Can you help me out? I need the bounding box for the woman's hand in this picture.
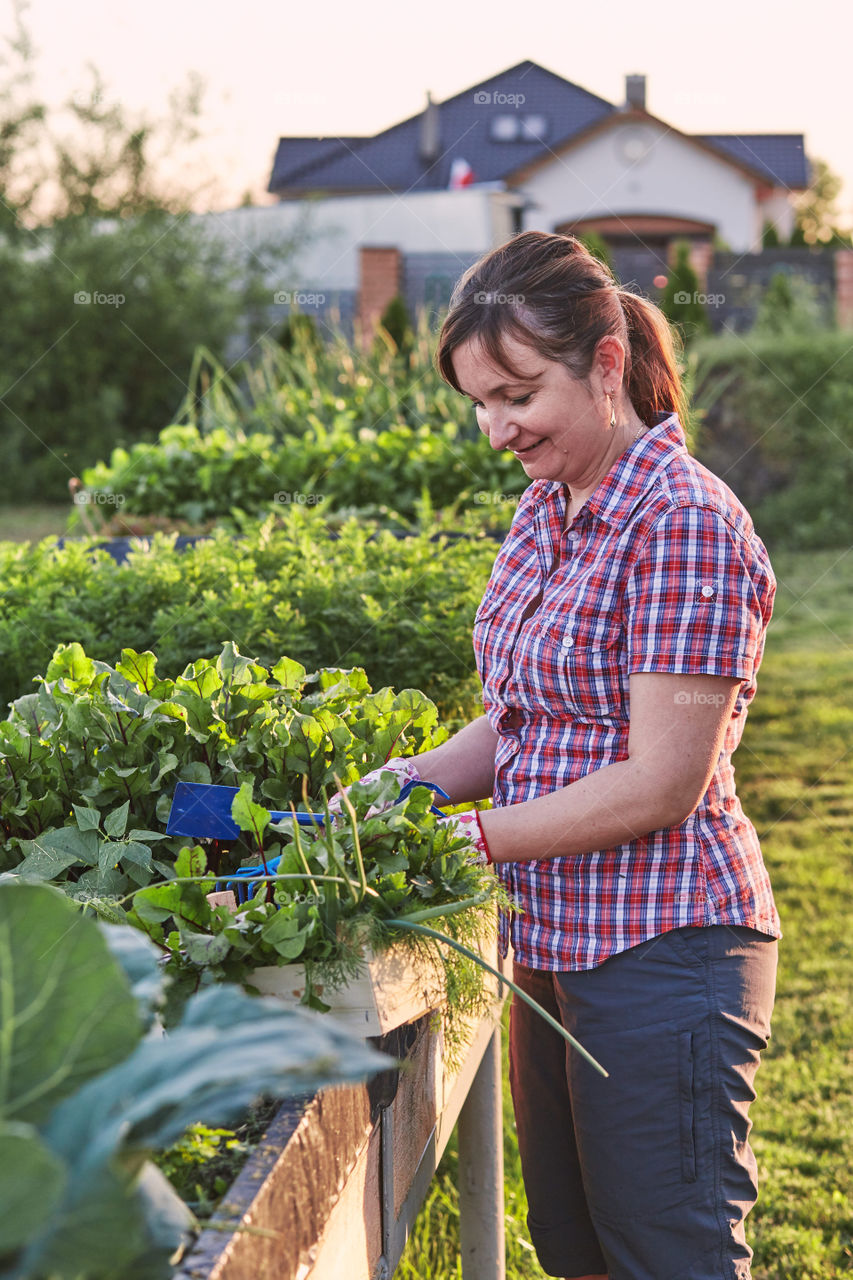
[439,809,492,865]
[328,755,422,815]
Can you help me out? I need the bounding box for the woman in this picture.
[362,231,780,1280]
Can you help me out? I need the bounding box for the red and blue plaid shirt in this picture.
[475,412,781,970]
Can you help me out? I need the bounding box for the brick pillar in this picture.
[834,249,853,328]
[358,246,402,343]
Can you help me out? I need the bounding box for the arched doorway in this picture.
[555,214,716,293]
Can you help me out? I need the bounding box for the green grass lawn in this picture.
[0,504,68,542]
[398,545,853,1280]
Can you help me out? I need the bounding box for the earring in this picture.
[607,390,616,429]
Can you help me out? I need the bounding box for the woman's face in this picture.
[451,332,618,493]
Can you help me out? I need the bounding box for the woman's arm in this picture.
[479,671,741,862]
[412,714,500,805]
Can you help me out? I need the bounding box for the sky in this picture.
[6,0,853,223]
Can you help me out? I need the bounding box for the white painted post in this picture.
[457,1024,506,1280]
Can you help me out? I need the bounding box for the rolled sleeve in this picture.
[624,505,774,683]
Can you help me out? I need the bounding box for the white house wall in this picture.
[194,188,503,291]
[756,191,796,243]
[519,120,760,252]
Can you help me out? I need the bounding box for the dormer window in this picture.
[520,114,548,140]
[490,114,519,141]
[489,113,549,142]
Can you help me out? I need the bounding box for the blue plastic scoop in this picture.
[165,780,324,842]
[165,777,451,843]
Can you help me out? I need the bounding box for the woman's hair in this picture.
[436,231,686,425]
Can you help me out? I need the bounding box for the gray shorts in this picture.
[508,925,778,1280]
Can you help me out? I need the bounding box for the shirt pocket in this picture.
[526,607,627,720]
[473,588,507,691]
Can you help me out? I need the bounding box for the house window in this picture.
[490,113,549,142]
[521,114,548,140]
[490,114,519,141]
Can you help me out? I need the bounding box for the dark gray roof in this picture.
[267,137,368,187]
[698,135,809,188]
[268,61,615,193]
[267,63,809,195]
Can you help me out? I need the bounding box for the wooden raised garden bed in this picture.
[176,933,508,1280]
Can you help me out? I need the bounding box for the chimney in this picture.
[419,91,440,163]
[625,74,646,111]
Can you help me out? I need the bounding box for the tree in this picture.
[0,1,45,236]
[658,241,711,338]
[791,158,852,247]
[0,4,314,502]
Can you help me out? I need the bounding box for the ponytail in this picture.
[618,290,687,426]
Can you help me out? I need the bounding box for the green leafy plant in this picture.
[128,777,501,1020]
[0,639,508,1054]
[74,414,523,531]
[0,512,495,718]
[0,881,392,1280]
[1,639,448,891]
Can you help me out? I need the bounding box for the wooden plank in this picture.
[178,937,509,1279]
[251,944,446,1037]
[177,1086,373,1280]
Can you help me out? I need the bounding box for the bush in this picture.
[752,271,830,336]
[659,240,710,338]
[0,511,495,717]
[77,418,525,529]
[691,330,853,549]
[0,212,303,503]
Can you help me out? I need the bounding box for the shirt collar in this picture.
[535,412,688,531]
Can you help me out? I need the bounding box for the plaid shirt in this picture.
[474,412,781,970]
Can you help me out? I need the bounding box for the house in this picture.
[206,60,814,340]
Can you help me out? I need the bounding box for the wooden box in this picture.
[249,943,447,1037]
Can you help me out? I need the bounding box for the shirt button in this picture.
[561,636,574,649]
[701,585,715,598]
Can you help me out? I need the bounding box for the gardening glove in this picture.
[328,755,424,816]
[439,809,492,866]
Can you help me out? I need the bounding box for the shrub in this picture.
[691,330,853,549]
[659,240,711,338]
[0,511,495,717]
[0,212,279,502]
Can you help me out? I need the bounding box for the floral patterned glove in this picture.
[440,809,493,866]
[328,756,423,815]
